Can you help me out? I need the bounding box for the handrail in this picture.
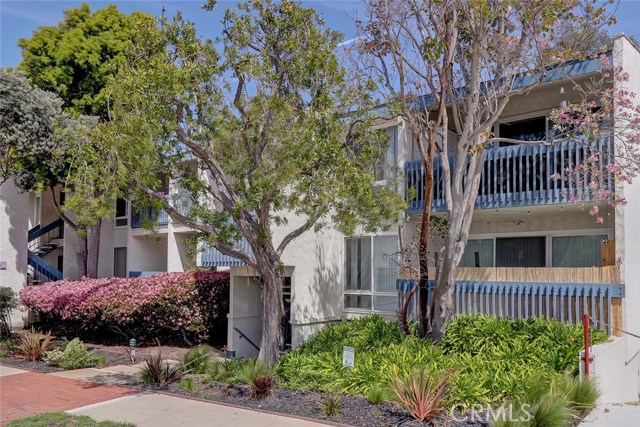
[28,218,64,242]
[27,250,63,282]
[233,326,260,352]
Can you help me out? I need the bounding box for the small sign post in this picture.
[342,345,355,369]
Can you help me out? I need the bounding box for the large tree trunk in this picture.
[430,152,485,341]
[255,246,284,364]
[86,220,102,278]
[76,233,88,278]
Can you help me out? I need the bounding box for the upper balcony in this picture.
[130,196,192,229]
[405,137,614,215]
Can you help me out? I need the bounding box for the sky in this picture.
[1,0,640,69]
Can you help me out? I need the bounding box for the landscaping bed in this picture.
[143,380,488,427]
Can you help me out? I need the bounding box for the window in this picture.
[460,239,494,267]
[498,116,547,146]
[115,198,128,227]
[375,126,397,181]
[34,195,41,227]
[345,235,398,312]
[552,235,607,267]
[496,236,546,267]
[114,248,127,277]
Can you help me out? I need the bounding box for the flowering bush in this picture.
[20,271,229,343]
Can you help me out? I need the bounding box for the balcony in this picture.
[405,138,614,214]
[130,196,192,229]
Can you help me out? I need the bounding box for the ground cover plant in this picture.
[44,338,107,369]
[6,412,136,427]
[19,271,229,343]
[276,315,607,405]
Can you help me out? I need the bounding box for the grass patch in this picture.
[6,412,136,427]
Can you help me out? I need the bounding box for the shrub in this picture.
[555,373,599,412]
[366,384,394,405]
[278,315,608,405]
[182,344,216,374]
[179,377,198,392]
[391,368,450,422]
[527,392,572,427]
[16,328,53,361]
[140,351,183,384]
[208,359,242,383]
[251,374,276,399]
[234,358,274,385]
[318,393,343,417]
[19,271,229,343]
[44,338,106,369]
[0,287,17,339]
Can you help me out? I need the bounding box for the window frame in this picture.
[344,234,399,314]
[114,198,128,228]
[465,228,612,268]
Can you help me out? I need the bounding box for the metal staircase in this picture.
[27,218,64,283]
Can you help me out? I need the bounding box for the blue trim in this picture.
[27,250,63,281]
[128,271,164,278]
[28,218,64,242]
[131,206,169,228]
[405,138,614,214]
[199,240,253,267]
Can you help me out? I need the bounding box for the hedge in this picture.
[20,271,229,343]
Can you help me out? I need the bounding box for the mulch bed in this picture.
[0,349,132,373]
[142,380,489,427]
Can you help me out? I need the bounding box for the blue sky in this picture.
[1,0,640,69]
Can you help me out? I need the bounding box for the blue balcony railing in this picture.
[405,138,614,214]
[131,207,169,228]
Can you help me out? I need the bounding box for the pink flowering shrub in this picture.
[20,271,229,343]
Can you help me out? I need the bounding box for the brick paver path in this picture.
[0,371,135,424]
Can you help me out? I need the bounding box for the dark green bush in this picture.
[0,287,17,338]
[277,314,608,405]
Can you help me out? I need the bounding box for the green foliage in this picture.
[366,384,394,405]
[6,412,136,427]
[554,373,599,412]
[0,70,65,189]
[181,344,217,374]
[18,3,155,119]
[233,358,275,385]
[179,377,198,392]
[16,329,53,361]
[318,393,343,417]
[0,287,17,338]
[527,392,572,427]
[207,359,243,383]
[140,351,183,384]
[278,315,608,405]
[391,368,450,422]
[44,338,106,370]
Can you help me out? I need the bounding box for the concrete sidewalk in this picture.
[69,393,331,427]
[579,403,640,427]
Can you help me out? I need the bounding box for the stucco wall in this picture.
[614,35,640,355]
[227,273,263,359]
[0,182,29,327]
[126,234,168,274]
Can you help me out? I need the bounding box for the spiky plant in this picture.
[16,328,53,361]
[391,368,450,422]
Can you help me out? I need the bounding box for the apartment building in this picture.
[1,35,639,365]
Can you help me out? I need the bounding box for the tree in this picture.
[0,70,65,190]
[358,0,620,340]
[105,0,404,362]
[17,4,155,277]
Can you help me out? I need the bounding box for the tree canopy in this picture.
[18,3,155,119]
[0,70,65,190]
[105,0,405,361]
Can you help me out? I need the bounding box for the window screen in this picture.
[496,237,545,267]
